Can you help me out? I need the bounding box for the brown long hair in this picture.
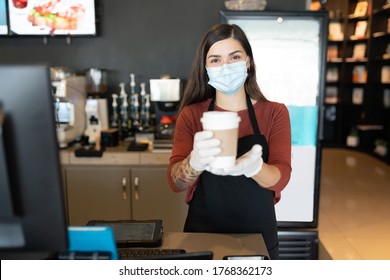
[179,23,268,113]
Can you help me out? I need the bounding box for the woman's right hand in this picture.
[189,131,221,172]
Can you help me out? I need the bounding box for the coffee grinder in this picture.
[149,78,181,140]
[84,68,109,144]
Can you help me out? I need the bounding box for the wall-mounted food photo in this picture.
[8,0,96,36]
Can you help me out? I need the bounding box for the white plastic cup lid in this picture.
[201,111,240,130]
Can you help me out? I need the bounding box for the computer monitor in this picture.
[0,65,68,259]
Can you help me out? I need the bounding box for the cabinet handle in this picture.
[122,177,128,200]
[134,176,139,201]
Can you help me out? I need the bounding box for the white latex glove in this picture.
[189,130,221,172]
[207,144,263,178]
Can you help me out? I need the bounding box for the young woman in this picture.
[167,23,292,259]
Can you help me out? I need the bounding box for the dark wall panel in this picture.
[0,0,307,92]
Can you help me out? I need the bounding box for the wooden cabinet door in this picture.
[66,166,131,226]
[131,167,188,232]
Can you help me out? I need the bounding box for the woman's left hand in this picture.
[206,144,263,178]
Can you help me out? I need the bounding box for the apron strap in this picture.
[245,94,261,137]
[207,95,216,111]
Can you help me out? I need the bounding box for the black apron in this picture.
[184,94,279,259]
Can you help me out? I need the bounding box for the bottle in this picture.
[145,93,151,127]
[129,73,140,131]
[130,73,136,95]
[139,82,148,128]
[111,93,119,129]
[119,82,129,139]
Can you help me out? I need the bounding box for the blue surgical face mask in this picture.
[206,60,248,96]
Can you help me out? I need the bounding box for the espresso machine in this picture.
[84,68,109,143]
[51,70,87,148]
[149,78,181,140]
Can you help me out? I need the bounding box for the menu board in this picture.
[8,0,96,36]
[0,0,8,35]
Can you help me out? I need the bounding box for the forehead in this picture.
[207,37,245,57]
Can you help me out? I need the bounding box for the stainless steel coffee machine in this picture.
[52,74,87,148]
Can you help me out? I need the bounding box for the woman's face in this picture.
[205,37,250,68]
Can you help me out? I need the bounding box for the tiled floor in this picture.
[318,148,390,260]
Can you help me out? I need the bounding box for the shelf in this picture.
[348,82,367,86]
[324,102,339,105]
[324,0,389,163]
[327,58,343,63]
[325,81,340,85]
[357,124,384,131]
[347,14,369,21]
[372,3,390,14]
[348,36,368,41]
[345,57,368,62]
[372,32,390,38]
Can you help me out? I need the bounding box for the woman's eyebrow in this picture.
[229,50,244,56]
[207,50,244,59]
[207,54,221,59]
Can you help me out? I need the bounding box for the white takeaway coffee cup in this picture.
[200,111,241,168]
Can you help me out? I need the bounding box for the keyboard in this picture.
[118,248,186,260]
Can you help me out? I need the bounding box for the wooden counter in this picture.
[59,144,171,166]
